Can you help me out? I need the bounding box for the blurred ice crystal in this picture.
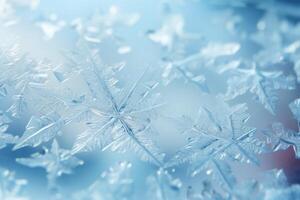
[289,98,300,125]
[264,185,300,200]
[37,14,66,40]
[13,0,39,10]
[146,169,183,200]
[262,122,300,158]
[148,14,184,50]
[0,111,17,149]
[0,0,14,20]
[13,112,65,150]
[117,46,131,55]
[71,5,140,45]
[200,42,240,59]
[0,168,28,200]
[74,161,133,200]
[16,140,83,188]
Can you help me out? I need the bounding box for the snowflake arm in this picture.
[13,112,64,150]
[262,122,300,158]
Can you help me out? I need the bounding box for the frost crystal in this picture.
[186,169,287,200]
[71,5,140,45]
[148,14,185,50]
[14,112,64,150]
[146,169,183,200]
[167,103,263,191]
[263,122,300,158]
[16,140,83,188]
[74,161,133,200]
[37,14,66,40]
[0,111,17,149]
[224,62,295,114]
[289,98,300,128]
[0,45,50,117]
[0,168,28,200]
[62,50,165,166]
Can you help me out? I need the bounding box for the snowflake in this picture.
[167,103,263,190]
[224,62,295,114]
[58,49,166,166]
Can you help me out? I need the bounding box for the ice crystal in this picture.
[167,103,263,191]
[148,14,185,50]
[258,99,300,157]
[74,161,133,200]
[289,98,300,129]
[16,140,83,188]
[146,169,183,200]
[0,168,28,200]
[37,14,66,40]
[13,112,64,150]
[71,5,139,45]
[160,40,241,93]
[0,45,50,117]
[262,122,300,158]
[59,49,165,166]
[0,111,17,149]
[264,185,300,200]
[224,62,295,114]
[186,169,287,200]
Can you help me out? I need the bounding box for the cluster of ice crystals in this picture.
[1,0,300,199]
